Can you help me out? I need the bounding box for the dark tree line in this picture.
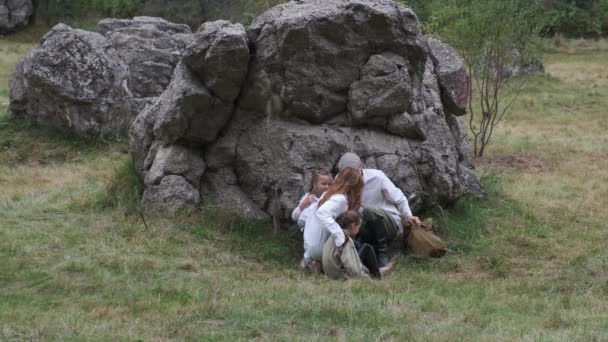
[29,0,286,28]
[25,0,608,37]
[402,0,608,37]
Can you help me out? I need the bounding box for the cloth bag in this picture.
[406,218,447,258]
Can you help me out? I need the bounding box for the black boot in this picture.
[356,241,381,278]
[360,209,391,268]
[373,223,391,268]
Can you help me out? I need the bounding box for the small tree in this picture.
[426,0,545,157]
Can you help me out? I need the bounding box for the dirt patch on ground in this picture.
[474,154,553,173]
[446,262,490,281]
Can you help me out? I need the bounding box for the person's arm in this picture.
[380,172,420,224]
[380,173,412,216]
[291,193,310,223]
[315,194,347,247]
[297,201,317,229]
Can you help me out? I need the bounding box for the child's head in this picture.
[310,170,332,197]
[336,210,362,237]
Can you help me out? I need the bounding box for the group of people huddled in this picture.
[291,153,421,280]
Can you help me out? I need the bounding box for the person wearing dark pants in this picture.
[337,153,421,268]
[360,207,399,268]
[355,240,381,278]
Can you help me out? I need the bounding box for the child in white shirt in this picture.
[291,170,332,231]
[302,167,363,270]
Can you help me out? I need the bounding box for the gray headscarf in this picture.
[337,152,362,170]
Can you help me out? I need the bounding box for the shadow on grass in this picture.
[184,208,302,266]
[94,158,301,267]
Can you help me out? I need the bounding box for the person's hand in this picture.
[299,194,316,210]
[336,245,343,254]
[406,215,421,226]
[336,238,347,254]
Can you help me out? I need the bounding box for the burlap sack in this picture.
[406,218,447,258]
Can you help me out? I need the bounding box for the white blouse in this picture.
[291,193,320,231]
[302,193,349,261]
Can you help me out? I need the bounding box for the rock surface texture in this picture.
[8,0,481,214]
[0,0,33,34]
[8,17,194,135]
[128,0,481,214]
[8,24,137,135]
[97,17,194,98]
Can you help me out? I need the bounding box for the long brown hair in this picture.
[317,167,363,211]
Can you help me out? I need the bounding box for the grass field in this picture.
[0,29,607,340]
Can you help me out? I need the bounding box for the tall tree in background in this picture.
[426,0,545,157]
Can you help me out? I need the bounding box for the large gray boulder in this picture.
[5,0,480,216]
[0,0,33,34]
[129,0,481,217]
[8,17,195,135]
[8,24,137,136]
[97,17,194,98]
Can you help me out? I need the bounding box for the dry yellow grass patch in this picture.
[508,154,608,221]
[0,158,119,198]
[547,62,608,83]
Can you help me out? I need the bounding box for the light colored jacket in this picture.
[291,193,319,231]
[322,236,369,280]
[362,169,413,234]
[303,193,348,262]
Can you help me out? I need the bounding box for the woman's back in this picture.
[303,193,348,262]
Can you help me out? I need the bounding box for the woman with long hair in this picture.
[302,167,364,269]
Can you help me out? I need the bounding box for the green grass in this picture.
[1,32,608,340]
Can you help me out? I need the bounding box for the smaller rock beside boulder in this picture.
[8,24,137,136]
[144,144,206,189]
[142,175,201,210]
[0,0,33,34]
[141,144,206,210]
[427,38,469,116]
